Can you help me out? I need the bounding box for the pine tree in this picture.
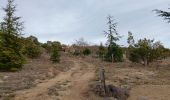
[0,0,24,71]
[154,8,170,23]
[1,0,23,35]
[50,47,60,63]
[104,15,123,62]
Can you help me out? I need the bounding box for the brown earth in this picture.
[14,59,96,100]
[0,53,170,100]
[0,52,75,100]
[84,56,170,100]
[128,85,170,100]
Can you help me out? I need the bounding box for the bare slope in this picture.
[15,60,96,100]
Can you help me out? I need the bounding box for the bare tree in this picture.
[127,31,135,46]
[74,38,88,47]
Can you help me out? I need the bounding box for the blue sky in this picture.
[0,0,170,47]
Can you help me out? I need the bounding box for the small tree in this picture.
[129,38,164,66]
[49,41,61,63]
[43,41,61,53]
[75,38,88,47]
[97,42,106,59]
[50,47,60,63]
[104,15,123,62]
[127,31,135,59]
[51,41,62,50]
[72,38,89,56]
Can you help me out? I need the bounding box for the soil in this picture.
[0,52,74,100]
[0,53,170,100]
[14,59,96,100]
[84,56,170,100]
[128,85,170,100]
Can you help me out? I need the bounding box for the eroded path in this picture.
[14,59,96,100]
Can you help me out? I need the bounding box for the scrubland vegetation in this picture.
[0,0,170,100]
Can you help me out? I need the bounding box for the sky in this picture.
[0,0,170,47]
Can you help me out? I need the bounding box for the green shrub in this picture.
[0,49,24,70]
[105,43,123,62]
[128,47,141,63]
[23,42,42,58]
[50,48,60,63]
[42,41,61,53]
[83,48,91,56]
[128,38,165,66]
[97,43,106,58]
[0,33,24,71]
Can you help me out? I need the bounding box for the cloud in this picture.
[0,0,170,47]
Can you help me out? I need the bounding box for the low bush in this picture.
[50,48,60,63]
[105,43,123,62]
[83,48,91,56]
[22,41,42,58]
[22,36,42,58]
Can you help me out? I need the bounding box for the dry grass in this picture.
[0,52,75,99]
[0,53,170,100]
[83,56,170,100]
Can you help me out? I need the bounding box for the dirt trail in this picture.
[14,59,96,100]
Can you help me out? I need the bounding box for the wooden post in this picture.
[100,69,106,96]
[102,54,104,61]
[112,54,114,63]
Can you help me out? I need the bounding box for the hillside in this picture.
[0,52,170,100]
